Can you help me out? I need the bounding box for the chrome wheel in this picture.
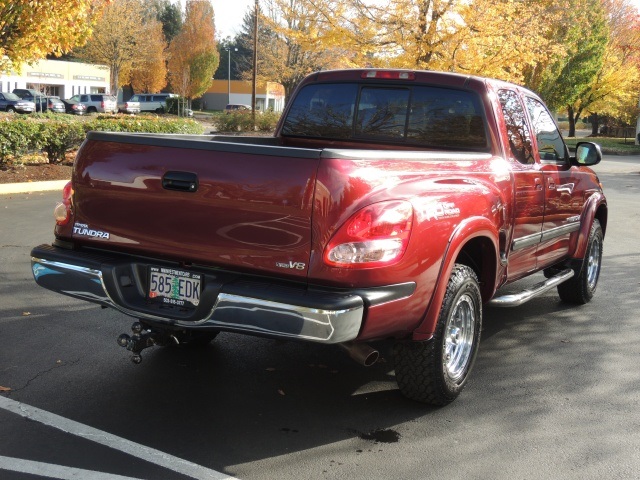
[586,235,602,290]
[443,293,476,382]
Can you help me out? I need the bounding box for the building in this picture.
[201,80,285,112]
[0,59,110,99]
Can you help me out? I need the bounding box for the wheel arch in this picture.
[412,216,499,341]
[571,192,607,260]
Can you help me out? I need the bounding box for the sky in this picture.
[211,0,254,40]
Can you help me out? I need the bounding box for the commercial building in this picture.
[0,59,110,99]
[201,80,285,112]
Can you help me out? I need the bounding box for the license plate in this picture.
[148,267,201,308]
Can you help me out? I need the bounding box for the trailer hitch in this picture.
[117,322,177,364]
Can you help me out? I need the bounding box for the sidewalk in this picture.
[0,180,68,195]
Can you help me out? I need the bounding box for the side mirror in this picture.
[574,142,602,166]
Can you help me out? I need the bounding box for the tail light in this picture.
[101,101,105,108]
[54,181,73,225]
[324,200,413,268]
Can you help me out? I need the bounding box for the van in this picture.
[128,93,176,113]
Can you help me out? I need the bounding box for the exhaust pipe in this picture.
[340,342,379,367]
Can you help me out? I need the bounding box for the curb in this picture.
[0,180,69,195]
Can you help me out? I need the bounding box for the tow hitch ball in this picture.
[117,322,177,364]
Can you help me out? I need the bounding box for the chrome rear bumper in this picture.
[31,244,414,344]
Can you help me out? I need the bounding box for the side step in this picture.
[489,268,574,307]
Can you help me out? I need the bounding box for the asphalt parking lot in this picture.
[1,155,639,480]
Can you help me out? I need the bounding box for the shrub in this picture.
[214,110,255,132]
[0,114,205,166]
[38,121,86,164]
[256,110,281,132]
[0,116,40,165]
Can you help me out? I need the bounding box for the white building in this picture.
[0,59,110,99]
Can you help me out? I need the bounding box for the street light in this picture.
[226,47,238,107]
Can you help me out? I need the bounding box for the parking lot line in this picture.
[0,396,238,480]
[0,455,145,480]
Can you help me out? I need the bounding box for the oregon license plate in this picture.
[148,267,201,307]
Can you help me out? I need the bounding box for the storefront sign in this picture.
[73,75,106,81]
[28,72,64,79]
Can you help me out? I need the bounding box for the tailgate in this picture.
[71,133,322,280]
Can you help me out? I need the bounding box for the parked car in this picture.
[13,88,47,112]
[0,92,35,113]
[117,98,141,114]
[225,104,252,113]
[128,93,176,113]
[45,96,66,114]
[60,97,87,115]
[69,94,117,114]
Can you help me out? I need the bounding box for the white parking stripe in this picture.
[0,396,238,480]
[0,455,145,480]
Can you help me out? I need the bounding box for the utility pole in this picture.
[252,0,258,127]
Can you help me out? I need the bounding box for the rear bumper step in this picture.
[489,268,574,307]
[31,244,414,344]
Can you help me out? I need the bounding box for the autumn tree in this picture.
[0,0,103,73]
[242,0,353,98]
[77,0,145,94]
[129,19,167,93]
[167,0,218,99]
[573,0,640,136]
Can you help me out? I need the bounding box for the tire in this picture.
[87,107,97,114]
[7,106,15,113]
[155,107,164,114]
[393,264,482,405]
[557,219,603,304]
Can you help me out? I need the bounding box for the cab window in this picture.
[498,89,534,164]
[525,97,567,162]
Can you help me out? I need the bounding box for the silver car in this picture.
[69,94,117,114]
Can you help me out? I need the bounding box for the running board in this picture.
[489,268,574,307]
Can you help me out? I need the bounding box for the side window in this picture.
[498,89,534,164]
[525,97,567,162]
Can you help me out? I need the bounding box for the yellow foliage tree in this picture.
[167,0,218,99]
[130,19,167,93]
[77,0,144,93]
[0,0,104,73]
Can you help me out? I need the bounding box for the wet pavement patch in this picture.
[358,428,400,443]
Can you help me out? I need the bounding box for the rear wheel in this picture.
[557,219,603,304]
[393,264,482,405]
[155,107,164,114]
[87,106,97,114]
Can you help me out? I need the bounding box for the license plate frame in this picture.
[148,266,202,308]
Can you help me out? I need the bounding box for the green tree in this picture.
[529,0,609,136]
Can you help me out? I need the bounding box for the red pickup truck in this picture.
[31,69,607,405]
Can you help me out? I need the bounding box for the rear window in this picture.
[282,83,488,150]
